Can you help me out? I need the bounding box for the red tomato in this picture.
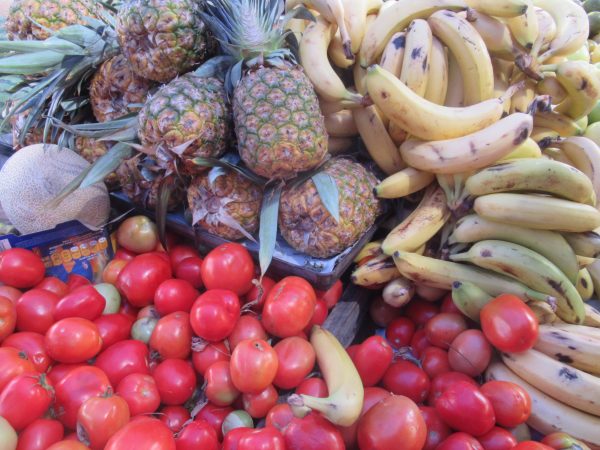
[153,359,196,405]
[0,285,21,302]
[149,311,192,359]
[222,427,252,450]
[0,296,16,342]
[441,293,464,315]
[153,279,198,316]
[448,329,492,377]
[46,441,89,450]
[205,361,240,406]
[77,393,130,449]
[421,347,451,379]
[411,328,431,358]
[2,331,51,373]
[369,296,401,327]
[428,371,479,406]
[228,315,268,350]
[480,380,532,428]
[35,277,69,298]
[419,406,452,450]
[54,366,112,429]
[118,301,139,321]
[15,289,59,334]
[0,373,54,430]
[541,432,587,450]
[0,248,45,288]
[244,276,276,311]
[176,419,219,450]
[94,340,149,386]
[242,384,278,418]
[116,253,172,307]
[425,313,468,349]
[436,382,496,436]
[405,299,440,326]
[175,257,204,289]
[239,427,285,450]
[113,248,137,261]
[513,442,554,450]
[47,364,85,386]
[266,404,295,431]
[262,277,317,338]
[116,216,158,254]
[303,299,328,334]
[66,274,91,292]
[93,314,134,351]
[352,335,393,387]
[273,336,315,390]
[0,347,35,392]
[283,413,345,450]
[158,405,189,433]
[54,286,105,321]
[104,417,176,450]
[168,245,200,270]
[45,318,102,364]
[201,243,255,295]
[102,259,128,285]
[382,361,430,403]
[317,280,343,309]
[116,373,160,416]
[437,432,485,450]
[230,339,278,394]
[386,317,416,349]
[16,418,64,450]
[480,295,539,353]
[190,289,240,341]
[192,340,230,376]
[196,402,234,441]
[295,377,328,397]
[477,427,518,450]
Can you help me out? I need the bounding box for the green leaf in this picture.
[0,51,64,75]
[312,172,340,223]
[156,178,173,252]
[194,55,236,79]
[191,156,266,186]
[259,185,282,276]
[0,38,83,54]
[79,142,133,189]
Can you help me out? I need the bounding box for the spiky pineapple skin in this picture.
[10,110,47,150]
[89,55,154,123]
[75,136,119,190]
[115,0,215,83]
[6,0,98,41]
[188,170,263,241]
[279,158,381,258]
[234,65,328,180]
[138,74,231,174]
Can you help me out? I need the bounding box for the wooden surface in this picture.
[323,283,374,347]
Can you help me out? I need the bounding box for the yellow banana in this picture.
[577,255,596,269]
[534,111,585,137]
[583,303,600,327]
[354,240,382,263]
[557,136,600,208]
[531,127,561,147]
[286,18,307,44]
[324,110,358,137]
[451,280,493,322]
[563,232,600,258]
[589,259,600,298]
[536,74,568,104]
[328,137,354,155]
[351,254,400,287]
[506,0,539,50]
[365,0,383,14]
[382,276,415,307]
[400,19,433,97]
[318,97,365,115]
[379,32,406,77]
[387,123,409,146]
[444,50,465,107]
[328,32,354,69]
[577,268,594,301]
[425,37,449,104]
[533,6,557,53]
[499,137,542,160]
[465,0,528,17]
[509,76,536,114]
[535,324,600,375]
[341,0,366,54]
[529,301,558,324]
[463,10,525,60]
[375,167,435,199]
[552,61,600,120]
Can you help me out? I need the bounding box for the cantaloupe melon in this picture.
[0,144,110,234]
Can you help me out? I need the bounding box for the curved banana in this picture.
[328,137,354,155]
[464,159,596,206]
[375,167,435,199]
[537,74,567,104]
[341,0,366,54]
[465,0,528,17]
[577,268,594,301]
[379,32,406,77]
[528,301,558,324]
[365,0,383,14]
[288,326,364,426]
[450,240,586,324]
[463,10,525,60]
[382,276,415,307]
[324,110,359,137]
[557,136,600,207]
[583,303,600,328]
[531,127,561,147]
[552,61,600,120]
[425,37,449,104]
[543,147,576,165]
[381,186,450,255]
[473,193,600,232]
[509,77,536,114]
[328,32,354,69]
[366,65,518,141]
[445,51,465,107]
[589,259,600,298]
[354,240,383,263]
[388,123,409,146]
[451,280,493,322]
[563,232,600,258]
[351,254,401,287]
[286,18,307,44]
[534,6,557,53]
[499,137,542,160]
[534,111,585,137]
[358,0,468,67]
[319,97,365,115]
[506,0,539,50]
[449,214,580,283]
[428,10,494,105]
[400,19,433,97]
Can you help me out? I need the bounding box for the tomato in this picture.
[94,340,149,386]
[405,299,440,327]
[222,410,253,435]
[0,248,45,288]
[283,413,345,450]
[0,373,54,430]
[448,329,492,377]
[0,285,21,303]
[437,433,485,450]
[480,380,531,428]
[158,405,189,433]
[66,274,91,292]
[196,403,234,441]
[222,427,252,450]
[419,406,452,450]
[116,253,172,307]
[35,277,69,298]
[93,314,134,351]
[0,347,35,392]
[441,293,463,315]
[513,442,554,450]
[266,404,294,431]
[113,248,137,261]
[54,366,112,429]
[317,280,343,309]
[15,289,60,334]
[77,393,130,450]
[369,296,401,327]
[153,279,198,316]
[428,371,479,406]
[421,347,451,379]
[436,382,496,436]
[45,318,102,364]
[228,315,268,350]
[303,299,328,334]
[205,361,240,406]
[116,216,158,254]
[137,305,159,320]
[295,377,328,397]
[230,339,278,394]
[47,364,85,386]
[192,340,230,376]
[201,243,255,295]
[480,295,539,353]
[238,427,286,450]
[541,432,588,450]
[0,296,16,342]
[382,361,430,403]
[411,328,431,358]
[190,289,240,342]
[477,427,518,450]
[386,317,416,349]
[352,335,393,387]
[168,245,199,269]
[244,276,276,311]
[118,301,139,322]
[273,336,315,390]
[149,311,192,359]
[174,256,204,289]
[17,418,64,450]
[116,373,160,416]
[104,417,176,450]
[425,313,468,349]
[54,286,106,321]
[131,315,157,344]
[153,359,196,405]
[102,259,128,285]
[262,277,317,338]
[176,419,219,450]
[242,384,278,418]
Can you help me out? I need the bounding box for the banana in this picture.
[543,147,575,165]
[531,126,561,147]
[583,303,600,327]
[589,259,600,298]
[537,74,568,104]
[324,110,359,137]
[556,137,600,207]
[463,10,525,60]
[382,276,415,307]
[379,32,406,77]
[534,111,585,137]
[300,17,362,104]
[428,10,494,105]
[577,255,596,269]
[286,18,307,44]
[415,285,448,302]
[506,0,539,50]
[365,65,518,141]
[288,326,363,426]
[444,51,465,107]
[552,61,600,120]
[509,77,536,114]
[400,19,433,98]
[501,349,600,416]
[354,240,382,263]
[464,159,596,206]
[464,0,528,17]
[318,97,365,115]
[486,361,600,448]
[425,37,449,104]
[449,214,580,283]
[399,113,533,174]
[328,137,354,155]
[451,280,493,322]
[375,167,435,199]
[341,0,366,54]
[499,137,543,160]
[388,123,409,146]
[577,269,594,301]
[473,193,600,232]
[533,6,557,52]
[393,251,553,302]
[450,240,586,324]
[563,232,600,258]
[528,301,557,324]
[358,0,468,67]
[351,254,400,287]
[365,0,383,14]
[381,185,450,255]
[328,32,354,69]
[535,324,600,375]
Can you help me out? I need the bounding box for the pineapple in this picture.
[89,55,154,123]
[202,0,328,180]
[278,158,381,258]
[11,110,48,150]
[187,167,263,240]
[75,136,120,190]
[115,0,216,83]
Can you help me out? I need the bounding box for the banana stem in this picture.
[288,393,336,417]
[539,64,558,73]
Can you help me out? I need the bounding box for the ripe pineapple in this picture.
[278,158,381,258]
[187,167,263,240]
[11,110,48,150]
[202,0,328,180]
[75,136,120,190]
[89,55,154,123]
[115,0,216,83]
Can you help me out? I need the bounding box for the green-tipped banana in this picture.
[587,258,600,297]
[499,138,542,161]
[451,240,586,324]
[451,280,493,322]
[577,268,594,300]
[465,159,596,206]
[563,232,600,258]
[449,214,580,283]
